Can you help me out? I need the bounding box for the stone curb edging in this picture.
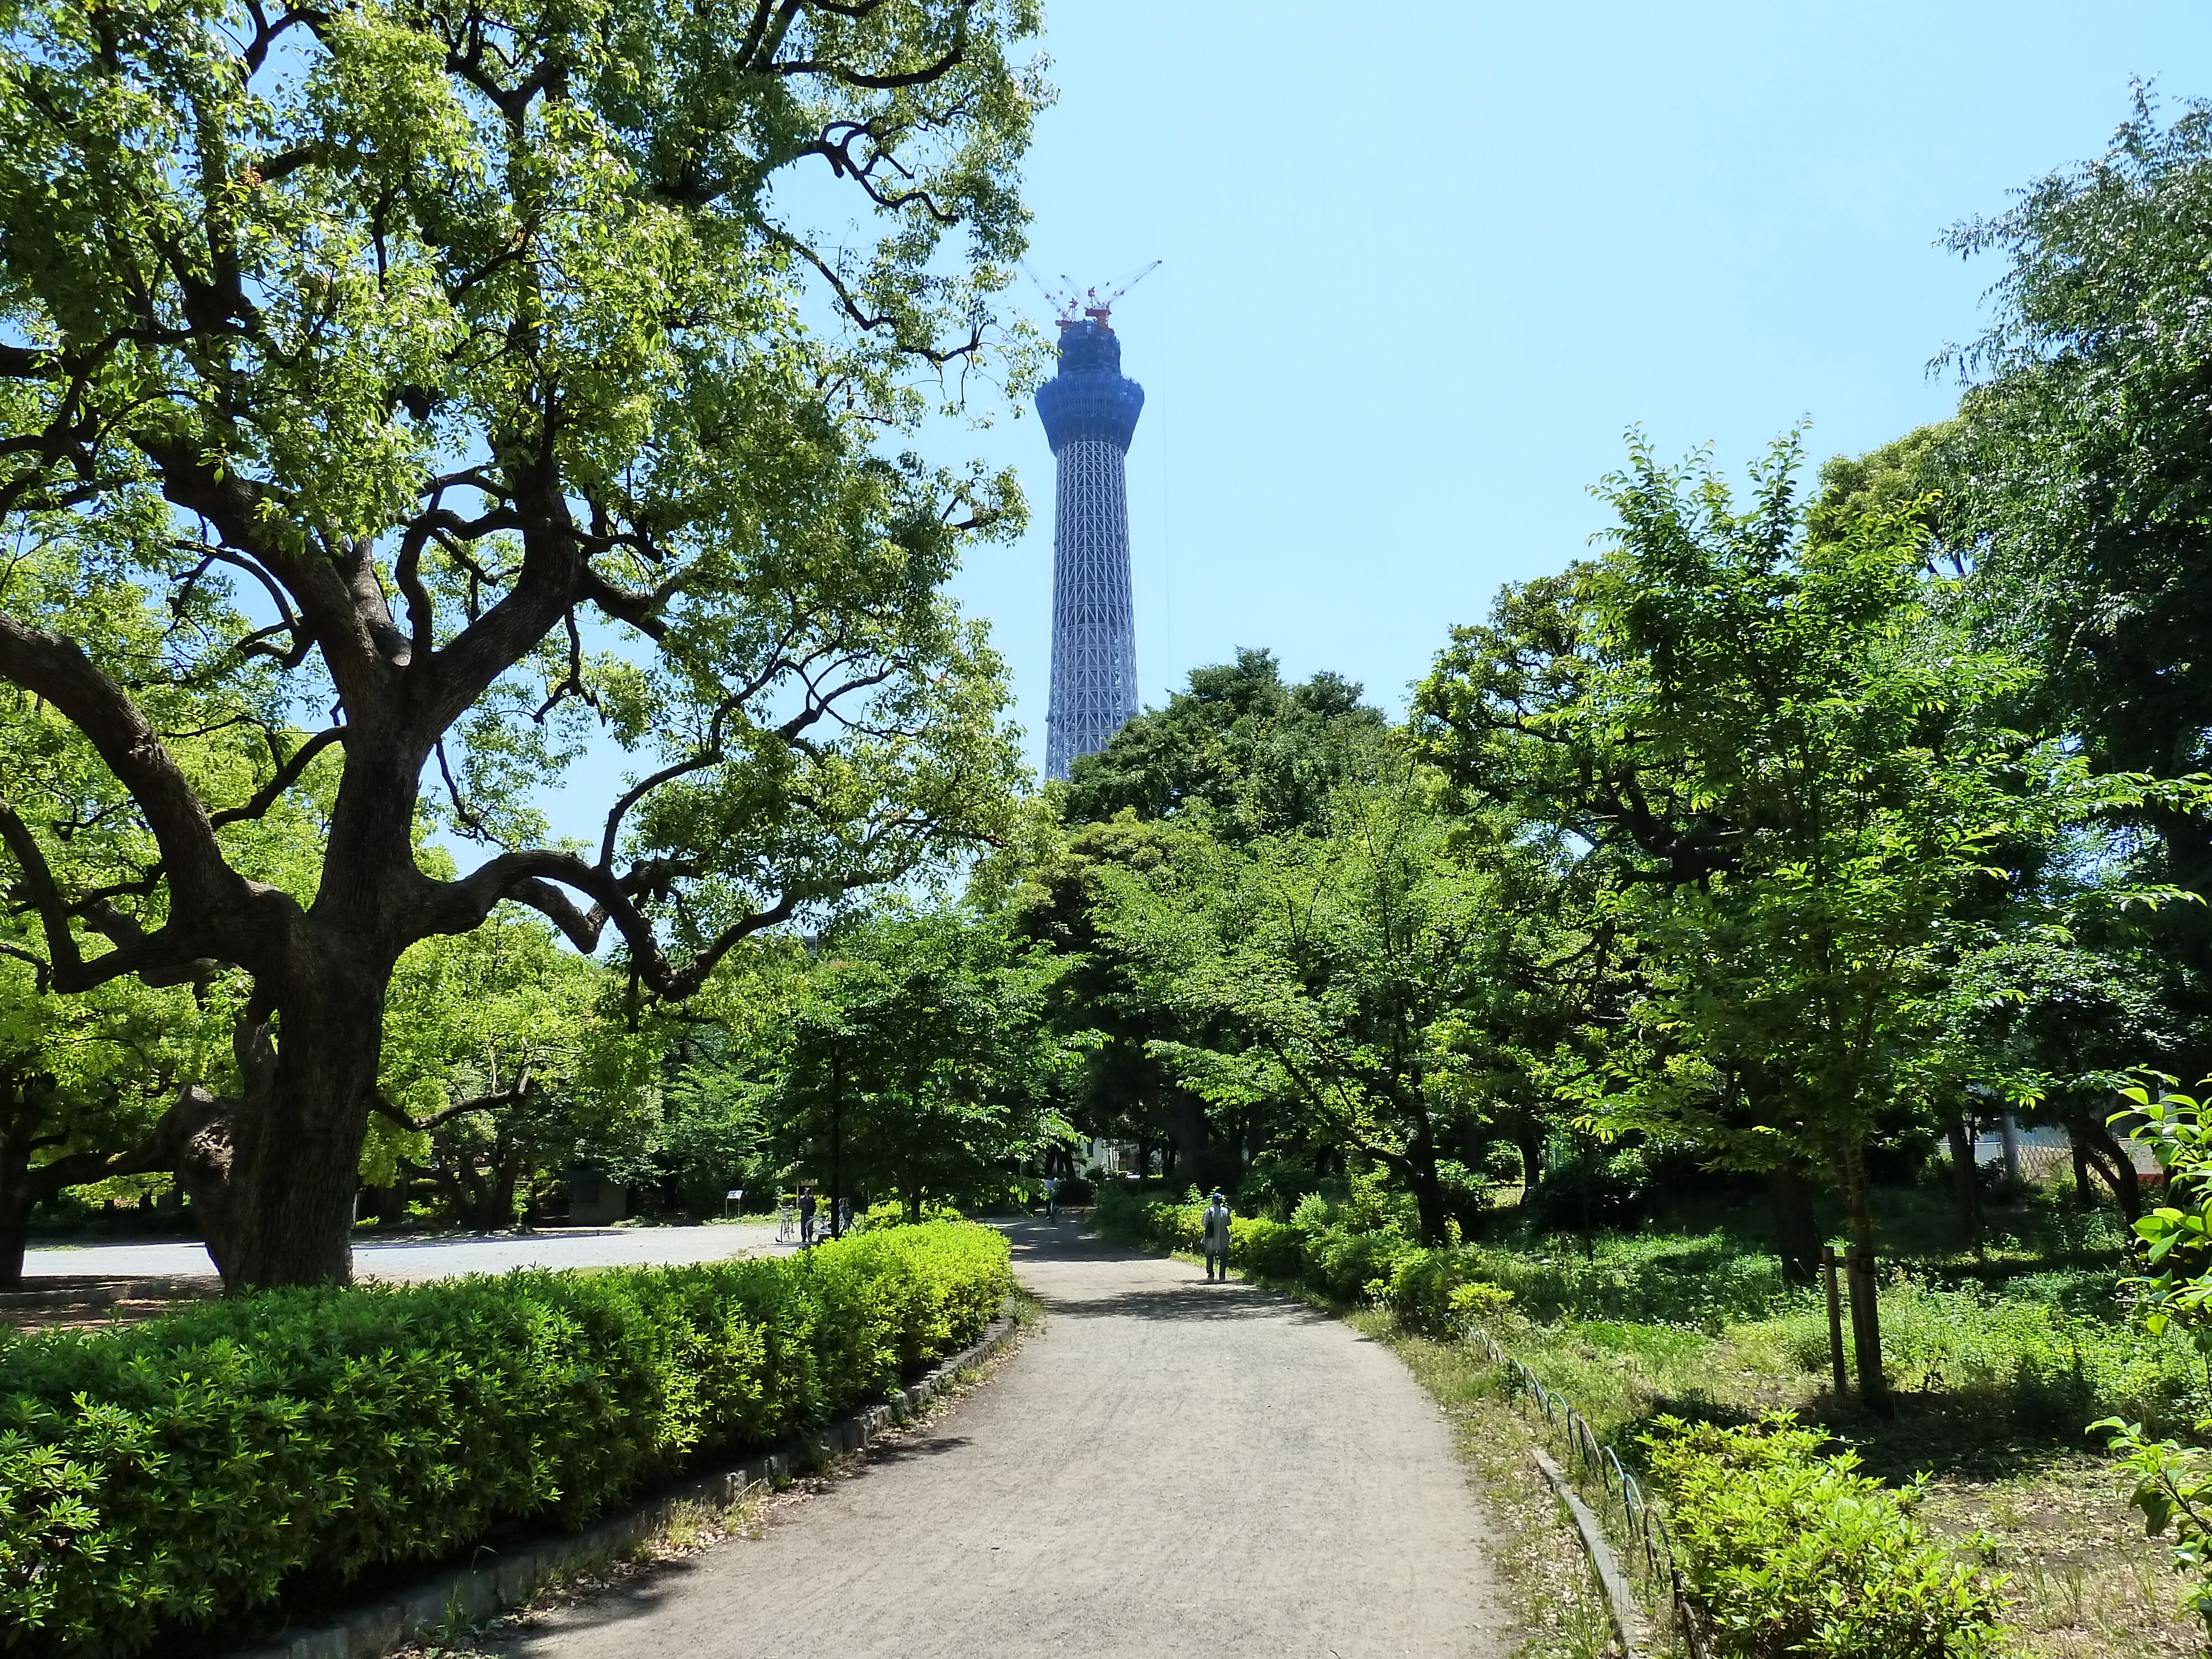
[1531,1447,1647,1659]
[231,1298,1022,1659]
[0,1273,220,1311]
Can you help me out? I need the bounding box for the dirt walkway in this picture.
[489,1219,1508,1659]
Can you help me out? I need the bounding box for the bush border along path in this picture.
[234,1292,1021,1659]
[0,1221,1011,1659]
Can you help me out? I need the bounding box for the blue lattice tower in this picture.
[1036,316,1145,780]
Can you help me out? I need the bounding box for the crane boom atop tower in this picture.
[1081,259,1161,327]
[1020,259,1082,321]
[1023,258,1161,331]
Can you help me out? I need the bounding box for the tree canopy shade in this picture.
[0,0,1042,1286]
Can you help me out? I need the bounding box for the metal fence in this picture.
[1471,1327,1709,1657]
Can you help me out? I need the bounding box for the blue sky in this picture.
[935,1,2212,765]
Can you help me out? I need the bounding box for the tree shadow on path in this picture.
[1034,1283,1338,1327]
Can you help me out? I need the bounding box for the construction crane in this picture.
[1021,258,1161,332]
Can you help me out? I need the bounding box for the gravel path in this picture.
[19,1223,785,1284]
[491,1218,1508,1659]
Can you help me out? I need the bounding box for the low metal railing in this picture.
[1470,1326,1709,1657]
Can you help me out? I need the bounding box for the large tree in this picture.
[761,902,1074,1223]
[1060,648,1389,839]
[1414,434,2147,1405]
[1944,91,2212,1063]
[1021,650,1391,1184]
[366,904,610,1230]
[0,0,1039,1286]
[1093,771,1569,1244]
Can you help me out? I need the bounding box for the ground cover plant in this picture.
[0,1220,1010,1658]
[1643,1413,2010,1658]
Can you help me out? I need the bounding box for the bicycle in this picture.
[775,1204,799,1244]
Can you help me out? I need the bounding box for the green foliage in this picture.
[2094,1080,2212,1631]
[0,1220,1008,1657]
[850,1197,964,1231]
[1417,430,2104,1190]
[1412,426,2184,1392]
[1460,1232,1788,1329]
[367,908,621,1224]
[1642,1414,2010,1658]
[1060,648,1390,839]
[0,0,1042,1285]
[1939,89,2212,1072]
[1945,91,2212,798]
[755,903,1079,1219]
[1093,771,1579,1244]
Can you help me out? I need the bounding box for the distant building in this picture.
[1035,313,1145,780]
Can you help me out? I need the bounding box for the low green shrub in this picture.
[849,1197,964,1231]
[1232,1214,1306,1279]
[1642,1413,2010,1659]
[0,1220,1009,1658]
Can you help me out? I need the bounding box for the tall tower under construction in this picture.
[1036,310,1145,780]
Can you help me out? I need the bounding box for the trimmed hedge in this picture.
[0,1220,1010,1658]
[1642,1414,2009,1658]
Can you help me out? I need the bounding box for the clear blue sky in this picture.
[937,1,2212,766]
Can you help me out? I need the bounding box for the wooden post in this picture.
[1821,1245,1848,1395]
[1845,1244,1891,1413]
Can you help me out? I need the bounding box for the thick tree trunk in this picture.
[1158,1094,1208,1184]
[0,1094,36,1289]
[0,1155,27,1290]
[1404,1108,1450,1245]
[1511,1111,1547,1197]
[1947,1113,1985,1248]
[828,1084,844,1240]
[1838,1137,1891,1415]
[180,950,388,1292]
[2065,1110,2142,1225]
[1768,1163,1822,1285]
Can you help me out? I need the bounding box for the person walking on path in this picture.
[1044,1177,1058,1220]
[799,1183,819,1248]
[1202,1190,1233,1281]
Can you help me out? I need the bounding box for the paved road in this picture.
[20,1222,785,1284]
[491,1219,1508,1659]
